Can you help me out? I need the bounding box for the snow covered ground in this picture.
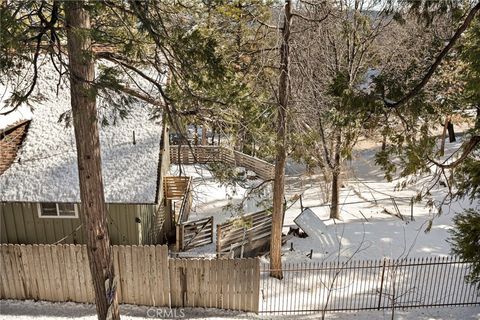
[169,138,478,263]
[0,300,478,319]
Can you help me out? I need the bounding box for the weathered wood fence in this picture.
[260,256,480,314]
[170,145,274,180]
[0,244,259,312]
[176,216,214,251]
[217,210,272,258]
[164,176,191,200]
[1,244,478,315]
[169,257,260,311]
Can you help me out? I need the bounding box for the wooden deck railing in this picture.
[170,145,274,180]
[163,176,193,223]
[217,210,272,258]
[164,176,191,200]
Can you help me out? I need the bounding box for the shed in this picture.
[0,59,170,245]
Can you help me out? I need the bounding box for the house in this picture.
[0,60,171,245]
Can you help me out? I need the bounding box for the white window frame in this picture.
[37,203,79,219]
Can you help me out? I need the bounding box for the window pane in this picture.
[58,203,76,217]
[40,203,57,216]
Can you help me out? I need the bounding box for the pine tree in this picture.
[449,209,480,289]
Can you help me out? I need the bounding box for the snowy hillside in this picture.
[170,138,478,262]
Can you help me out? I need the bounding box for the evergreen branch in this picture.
[427,135,480,169]
[385,1,480,108]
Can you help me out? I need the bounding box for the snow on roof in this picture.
[0,59,164,204]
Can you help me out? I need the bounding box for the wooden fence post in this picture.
[176,224,184,251]
[253,258,260,313]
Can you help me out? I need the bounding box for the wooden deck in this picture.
[170,145,275,180]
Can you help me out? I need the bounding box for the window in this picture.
[37,203,79,218]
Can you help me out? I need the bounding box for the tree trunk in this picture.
[330,170,340,219]
[202,125,207,145]
[270,0,292,280]
[194,124,198,145]
[439,115,450,156]
[65,2,120,320]
[210,126,215,145]
[447,120,456,142]
[329,131,341,220]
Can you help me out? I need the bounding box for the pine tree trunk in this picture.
[439,115,450,156]
[211,126,215,145]
[447,120,456,142]
[270,0,291,280]
[329,131,341,220]
[330,169,340,219]
[202,125,207,145]
[65,2,120,320]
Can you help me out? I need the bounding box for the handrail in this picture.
[176,176,193,224]
[170,145,274,180]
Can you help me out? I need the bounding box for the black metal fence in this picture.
[260,256,479,314]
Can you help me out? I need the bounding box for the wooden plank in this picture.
[40,245,54,301]
[161,246,171,307]
[0,246,12,299]
[21,245,36,299]
[252,258,260,312]
[146,245,156,306]
[50,245,64,301]
[67,245,81,302]
[196,259,203,307]
[82,245,95,302]
[3,245,17,299]
[74,245,87,302]
[221,259,229,309]
[202,259,209,308]
[119,245,131,304]
[58,245,71,301]
[154,246,165,306]
[169,259,179,307]
[216,259,224,308]
[8,245,22,299]
[133,245,143,304]
[112,246,122,303]
[125,245,135,304]
[0,247,6,299]
[238,259,246,311]
[211,258,218,309]
[136,246,146,305]
[229,259,236,310]
[32,245,44,300]
[14,245,28,299]
[143,246,152,305]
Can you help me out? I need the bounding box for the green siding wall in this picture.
[0,126,170,246]
[0,202,157,245]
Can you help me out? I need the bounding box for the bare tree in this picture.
[269,0,293,280]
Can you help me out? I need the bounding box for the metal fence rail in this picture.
[260,256,480,314]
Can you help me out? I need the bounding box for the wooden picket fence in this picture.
[1,244,478,315]
[0,244,259,312]
[217,210,272,258]
[169,257,260,311]
[170,145,274,180]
